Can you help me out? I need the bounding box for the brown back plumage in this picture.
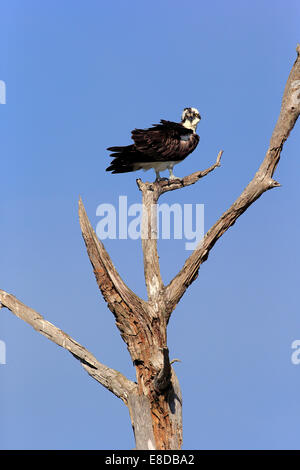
[106,120,199,174]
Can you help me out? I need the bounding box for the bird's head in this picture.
[181,107,201,133]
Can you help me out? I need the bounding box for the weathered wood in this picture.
[0,290,137,402]
[78,197,148,318]
[79,197,179,449]
[140,186,164,304]
[167,368,183,449]
[153,347,172,393]
[79,197,155,361]
[127,392,156,450]
[136,150,223,199]
[164,44,300,319]
[1,45,299,450]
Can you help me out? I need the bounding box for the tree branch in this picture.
[136,180,164,304]
[137,150,223,198]
[79,197,146,311]
[78,197,152,321]
[79,197,164,366]
[164,45,300,319]
[0,289,136,402]
[157,149,223,196]
[135,150,223,307]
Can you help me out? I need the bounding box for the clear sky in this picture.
[0,0,300,450]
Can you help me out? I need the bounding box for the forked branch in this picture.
[1,45,299,451]
[164,44,300,318]
[136,150,223,306]
[79,197,147,315]
[136,149,223,198]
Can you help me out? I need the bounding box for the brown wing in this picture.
[131,120,199,162]
[106,120,199,173]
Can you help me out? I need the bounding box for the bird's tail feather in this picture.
[106,144,142,173]
[106,159,139,174]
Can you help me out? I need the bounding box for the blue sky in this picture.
[0,0,300,450]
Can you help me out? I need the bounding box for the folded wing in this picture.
[106,120,199,174]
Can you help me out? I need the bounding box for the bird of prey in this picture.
[106,107,201,181]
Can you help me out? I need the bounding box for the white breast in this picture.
[133,161,181,172]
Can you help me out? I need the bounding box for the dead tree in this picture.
[1,45,300,450]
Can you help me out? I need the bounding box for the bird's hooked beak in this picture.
[187,113,201,123]
[194,113,201,121]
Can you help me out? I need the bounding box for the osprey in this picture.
[106,107,201,180]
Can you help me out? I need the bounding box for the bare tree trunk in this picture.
[1,45,300,450]
[79,198,182,449]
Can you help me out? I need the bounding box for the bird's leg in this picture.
[168,167,180,180]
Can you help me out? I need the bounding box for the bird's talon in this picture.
[155,177,169,182]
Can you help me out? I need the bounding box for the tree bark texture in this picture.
[1,45,300,450]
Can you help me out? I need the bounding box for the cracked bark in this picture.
[1,45,299,450]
